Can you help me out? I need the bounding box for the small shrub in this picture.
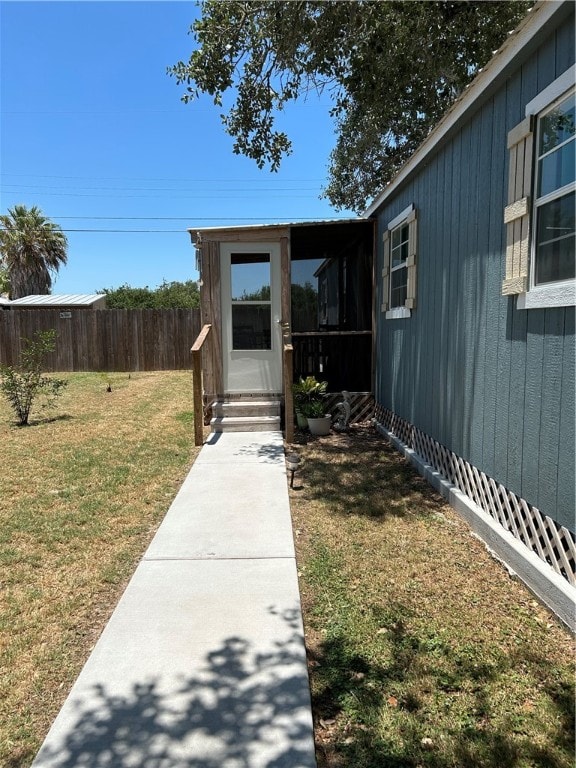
[301,399,330,419]
[0,329,67,425]
[292,376,328,409]
[293,376,329,419]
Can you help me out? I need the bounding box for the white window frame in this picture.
[384,204,414,320]
[518,66,575,310]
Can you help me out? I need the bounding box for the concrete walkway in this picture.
[32,432,316,768]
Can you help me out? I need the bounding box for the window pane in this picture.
[391,240,409,269]
[391,223,409,250]
[231,254,270,301]
[538,139,575,197]
[290,258,322,331]
[538,93,575,156]
[535,192,576,284]
[390,266,407,308]
[232,304,271,350]
[391,223,409,270]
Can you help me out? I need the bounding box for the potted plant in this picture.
[292,376,327,429]
[301,393,332,436]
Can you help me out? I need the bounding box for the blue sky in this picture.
[0,1,354,294]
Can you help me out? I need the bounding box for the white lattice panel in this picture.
[325,392,374,425]
[374,404,575,585]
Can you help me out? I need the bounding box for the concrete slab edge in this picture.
[376,424,576,633]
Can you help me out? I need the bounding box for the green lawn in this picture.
[0,371,200,767]
[289,426,575,768]
[2,377,573,768]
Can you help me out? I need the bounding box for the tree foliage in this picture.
[101,280,200,309]
[291,281,317,332]
[0,205,68,299]
[170,0,531,211]
[239,284,271,301]
[0,329,67,426]
[0,265,9,296]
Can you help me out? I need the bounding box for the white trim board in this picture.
[526,64,576,114]
[387,204,415,231]
[517,279,576,309]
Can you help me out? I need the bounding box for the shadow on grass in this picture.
[310,603,574,768]
[10,413,73,428]
[301,432,444,521]
[31,607,315,768]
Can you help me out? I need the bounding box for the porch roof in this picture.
[188,218,368,244]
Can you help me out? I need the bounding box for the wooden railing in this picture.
[283,340,294,444]
[191,324,212,446]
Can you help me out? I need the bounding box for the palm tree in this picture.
[0,205,68,299]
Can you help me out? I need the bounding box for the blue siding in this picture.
[374,15,575,530]
[558,310,576,518]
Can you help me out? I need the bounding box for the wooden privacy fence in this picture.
[0,308,201,371]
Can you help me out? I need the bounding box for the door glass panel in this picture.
[230,253,272,350]
[232,304,271,350]
[231,254,270,301]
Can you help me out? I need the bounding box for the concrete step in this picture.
[212,400,280,419]
[210,415,281,433]
[210,398,282,433]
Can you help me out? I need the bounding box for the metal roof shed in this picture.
[8,294,107,309]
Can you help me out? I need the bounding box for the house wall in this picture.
[374,15,575,531]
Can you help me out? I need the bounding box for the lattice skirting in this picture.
[374,404,576,586]
[325,392,375,425]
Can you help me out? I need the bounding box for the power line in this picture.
[0,102,331,117]
[0,172,325,183]
[0,215,353,234]
[1,183,320,192]
[51,229,190,233]
[0,190,318,200]
[50,216,219,221]
[50,216,345,222]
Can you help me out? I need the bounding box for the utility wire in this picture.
[0,190,317,199]
[48,216,350,221]
[0,172,325,183]
[0,215,353,233]
[1,183,320,192]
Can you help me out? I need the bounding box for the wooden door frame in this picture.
[194,227,290,402]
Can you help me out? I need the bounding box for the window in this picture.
[390,221,410,308]
[381,204,417,318]
[533,92,575,285]
[503,66,575,308]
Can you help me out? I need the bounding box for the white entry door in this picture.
[221,242,282,394]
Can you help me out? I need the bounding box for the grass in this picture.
[288,426,575,768]
[0,371,201,768]
[2,384,573,768]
